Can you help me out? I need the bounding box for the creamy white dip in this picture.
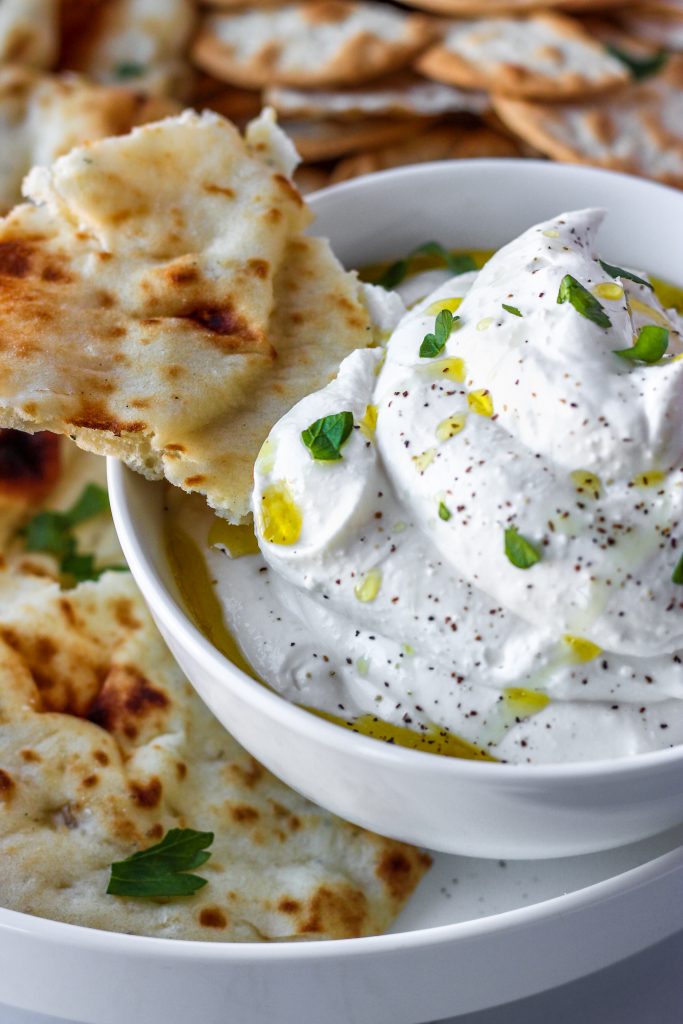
[175,209,683,764]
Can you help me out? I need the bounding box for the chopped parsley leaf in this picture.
[301,411,354,461]
[504,527,541,570]
[614,325,669,364]
[557,274,611,329]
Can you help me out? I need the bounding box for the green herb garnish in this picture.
[502,303,522,317]
[23,483,126,584]
[606,44,668,81]
[107,828,214,898]
[673,553,683,585]
[598,259,653,291]
[114,62,146,80]
[438,501,452,521]
[504,526,541,569]
[614,325,669,364]
[420,308,456,358]
[301,411,354,461]
[377,242,476,290]
[557,274,611,329]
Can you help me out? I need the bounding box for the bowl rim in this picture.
[2,832,682,957]
[108,150,683,780]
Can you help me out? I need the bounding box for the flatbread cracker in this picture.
[192,2,435,89]
[265,72,489,121]
[617,3,683,51]
[400,0,638,15]
[330,123,519,182]
[417,13,629,100]
[59,0,196,97]
[0,570,430,940]
[493,55,683,188]
[0,0,58,68]
[0,109,371,522]
[282,114,431,161]
[0,66,177,214]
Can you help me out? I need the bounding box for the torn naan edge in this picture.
[0,109,372,521]
[0,571,430,940]
[0,65,178,213]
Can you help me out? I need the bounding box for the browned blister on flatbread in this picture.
[0,571,430,940]
[0,66,178,214]
[0,110,371,522]
[192,1,435,89]
[493,56,683,188]
[417,12,629,100]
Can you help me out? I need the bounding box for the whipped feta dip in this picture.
[177,209,683,764]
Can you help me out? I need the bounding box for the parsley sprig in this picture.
[23,483,126,584]
[614,325,669,364]
[420,308,457,358]
[301,411,354,461]
[557,275,611,329]
[107,828,214,898]
[377,242,476,290]
[606,44,668,82]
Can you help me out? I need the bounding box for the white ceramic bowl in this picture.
[109,160,683,860]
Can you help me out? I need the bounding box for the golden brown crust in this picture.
[417,12,629,101]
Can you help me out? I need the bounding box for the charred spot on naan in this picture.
[0,430,60,502]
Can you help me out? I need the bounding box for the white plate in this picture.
[1,823,682,1024]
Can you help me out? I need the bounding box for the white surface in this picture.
[2,931,683,1023]
[109,159,683,859]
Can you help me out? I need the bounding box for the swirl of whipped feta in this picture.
[244,210,683,763]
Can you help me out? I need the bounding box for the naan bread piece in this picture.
[0,572,430,940]
[0,66,177,213]
[161,232,373,515]
[59,0,196,97]
[192,2,435,89]
[416,13,629,100]
[330,123,519,182]
[493,56,683,188]
[265,72,489,121]
[0,0,58,68]
[0,110,371,522]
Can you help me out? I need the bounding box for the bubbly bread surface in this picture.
[0,109,371,521]
[0,570,430,940]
